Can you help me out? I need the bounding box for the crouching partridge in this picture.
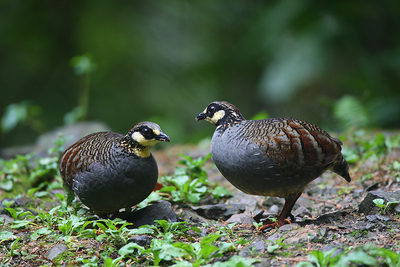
[59,121,170,218]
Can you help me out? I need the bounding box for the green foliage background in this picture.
[1,1,399,148]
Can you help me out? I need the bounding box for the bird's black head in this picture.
[196,101,245,127]
[128,121,170,148]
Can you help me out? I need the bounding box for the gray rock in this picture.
[119,200,178,226]
[227,191,263,211]
[179,210,211,226]
[239,239,265,257]
[128,235,153,247]
[0,198,14,215]
[0,214,14,224]
[266,232,283,244]
[315,211,346,224]
[262,197,284,208]
[358,190,400,215]
[318,227,328,238]
[253,258,271,267]
[15,197,32,207]
[0,121,110,159]
[278,223,300,232]
[293,206,312,218]
[268,205,280,214]
[283,228,319,245]
[320,245,344,258]
[366,214,392,222]
[252,210,265,222]
[191,204,245,220]
[226,213,255,224]
[366,223,376,230]
[45,243,69,261]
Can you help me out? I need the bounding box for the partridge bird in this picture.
[59,121,170,218]
[196,101,351,228]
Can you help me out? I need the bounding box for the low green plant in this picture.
[5,205,35,230]
[95,219,134,245]
[373,198,400,215]
[1,101,44,135]
[158,154,232,204]
[267,237,286,253]
[341,131,400,164]
[0,135,65,194]
[0,154,32,191]
[117,220,252,266]
[295,243,400,267]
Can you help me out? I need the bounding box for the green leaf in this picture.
[96,222,108,232]
[203,255,259,267]
[70,54,96,75]
[267,244,280,253]
[153,243,185,265]
[34,191,50,198]
[211,186,233,200]
[11,220,30,229]
[1,102,28,134]
[373,198,385,208]
[128,227,154,235]
[159,185,177,193]
[393,161,400,170]
[338,250,377,266]
[119,243,145,257]
[199,244,219,260]
[218,242,235,253]
[188,193,201,204]
[0,231,14,241]
[5,207,17,220]
[200,234,220,247]
[0,179,14,191]
[334,95,369,129]
[31,227,52,240]
[173,242,195,257]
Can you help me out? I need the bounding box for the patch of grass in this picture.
[373,198,400,215]
[157,153,232,205]
[295,243,400,267]
[267,237,286,254]
[341,130,400,164]
[0,135,65,197]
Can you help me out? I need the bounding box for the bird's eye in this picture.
[208,106,216,113]
[141,127,152,137]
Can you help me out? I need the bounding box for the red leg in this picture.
[259,192,302,231]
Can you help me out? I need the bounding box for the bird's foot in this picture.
[258,218,291,232]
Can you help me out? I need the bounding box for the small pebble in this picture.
[45,243,68,261]
[269,205,280,214]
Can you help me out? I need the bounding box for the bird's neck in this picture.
[216,113,245,131]
[119,136,151,158]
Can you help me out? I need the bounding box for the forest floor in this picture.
[0,129,400,266]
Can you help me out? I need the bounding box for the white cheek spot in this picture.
[131,132,146,144]
[203,108,208,114]
[208,110,225,124]
[131,132,159,147]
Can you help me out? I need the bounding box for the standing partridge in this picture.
[59,121,170,218]
[196,101,351,228]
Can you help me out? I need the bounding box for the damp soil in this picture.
[1,136,400,266]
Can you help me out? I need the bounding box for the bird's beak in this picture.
[196,112,207,121]
[156,132,170,142]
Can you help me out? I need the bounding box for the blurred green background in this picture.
[1,0,400,150]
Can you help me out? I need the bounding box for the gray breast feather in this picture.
[210,124,311,197]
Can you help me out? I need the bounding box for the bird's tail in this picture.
[332,154,351,182]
